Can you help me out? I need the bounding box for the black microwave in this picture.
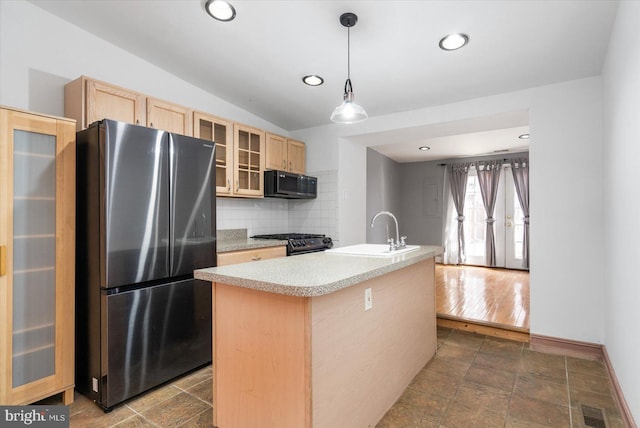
[264,170,317,199]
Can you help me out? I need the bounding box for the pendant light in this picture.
[330,12,368,124]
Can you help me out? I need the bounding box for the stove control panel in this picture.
[288,237,333,255]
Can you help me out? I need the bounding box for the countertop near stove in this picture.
[216,229,287,253]
[217,237,288,253]
[195,244,443,297]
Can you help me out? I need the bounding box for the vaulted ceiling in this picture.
[29,0,618,161]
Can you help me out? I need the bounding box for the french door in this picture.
[462,165,526,269]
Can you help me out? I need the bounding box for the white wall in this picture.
[337,137,368,246]
[303,77,606,345]
[528,77,605,342]
[0,0,287,135]
[602,1,640,418]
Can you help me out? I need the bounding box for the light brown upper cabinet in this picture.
[0,107,76,405]
[265,133,306,174]
[265,133,287,171]
[193,112,234,196]
[234,124,265,198]
[286,138,306,174]
[65,76,193,136]
[65,77,146,130]
[147,97,192,136]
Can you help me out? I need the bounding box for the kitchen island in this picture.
[195,245,442,428]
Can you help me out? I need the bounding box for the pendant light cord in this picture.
[344,26,352,94]
[347,26,351,80]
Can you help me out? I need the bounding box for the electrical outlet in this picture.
[364,288,372,311]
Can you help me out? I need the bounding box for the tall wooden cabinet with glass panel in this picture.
[0,107,75,405]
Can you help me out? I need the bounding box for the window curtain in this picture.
[510,158,530,268]
[445,163,471,264]
[441,168,456,264]
[476,160,503,266]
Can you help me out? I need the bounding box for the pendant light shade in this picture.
[330,78,368,123]
[330,13,367,124]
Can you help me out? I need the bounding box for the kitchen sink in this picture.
[325,244,420,257]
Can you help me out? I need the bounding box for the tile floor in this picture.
[41,365,213,427]
[43,327,625,427]
[377,328,625,428]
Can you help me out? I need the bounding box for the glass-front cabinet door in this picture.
[0,107,75,405]
[233,124,265,197]
[193,112,233,196]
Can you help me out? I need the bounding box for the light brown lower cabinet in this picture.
[0,107,75,405]
[217,246,286,266]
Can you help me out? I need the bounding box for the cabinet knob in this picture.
[251,256,262,261]
[289,160,292,171]
[283,160,286,169]
[227,179,231,191]
[236,180,239,192]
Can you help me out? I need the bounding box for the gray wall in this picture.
[366,148,402,244]
[398,161,444,246]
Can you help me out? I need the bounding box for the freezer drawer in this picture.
[100,278,211,409]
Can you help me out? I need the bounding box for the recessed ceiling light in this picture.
[439,33,469,51]
[419,146,431,151]
[204,0,236,22]
[302,75,324,86]
[518,133,530,139]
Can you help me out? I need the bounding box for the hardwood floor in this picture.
[436,264,530,340]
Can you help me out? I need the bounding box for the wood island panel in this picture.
[210,257,436,428]
[311,258,436,427]
[213,283,310,428]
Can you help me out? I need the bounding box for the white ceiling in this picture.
[28,0,618,162]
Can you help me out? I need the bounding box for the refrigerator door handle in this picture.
[168,134,217,277]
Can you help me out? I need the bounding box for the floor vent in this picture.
[581,404,607,428]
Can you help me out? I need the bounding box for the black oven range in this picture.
[251,233,333,256]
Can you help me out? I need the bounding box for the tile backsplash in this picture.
[216,170,338,241]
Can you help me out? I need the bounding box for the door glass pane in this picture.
[198,120,213,141]
[214,123,226,145]
[12,130,56,387]
[238,130,248,150]
[250,133,260,152]
[462,173,486,263]
[513,191,525,261]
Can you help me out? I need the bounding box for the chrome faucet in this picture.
[370,211,406,251]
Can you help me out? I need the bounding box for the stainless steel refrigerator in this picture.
[75,119,216,410]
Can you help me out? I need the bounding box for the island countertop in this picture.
[194,245,443,297]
